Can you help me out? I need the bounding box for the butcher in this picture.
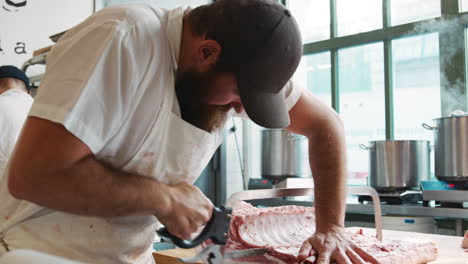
[1,0,378,264]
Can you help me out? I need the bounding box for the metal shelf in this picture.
[247,198,468,219]
[21,52,48,86]
[346,203,468,219]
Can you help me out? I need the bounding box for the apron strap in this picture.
[0,232,10,252]
[0,208,54,253]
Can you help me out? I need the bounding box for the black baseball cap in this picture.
[0,65,30,91]
[199,0,302,128]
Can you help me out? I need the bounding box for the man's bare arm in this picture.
[287,90,378,263]
[286,90,347,232]
[8,116,214,238]
[8,117,173,217]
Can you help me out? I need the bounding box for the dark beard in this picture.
[175,70,230,133]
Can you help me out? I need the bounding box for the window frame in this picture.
[288,0,468,139]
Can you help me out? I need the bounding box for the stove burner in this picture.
[358,190,422,205]
[420,180,468,205]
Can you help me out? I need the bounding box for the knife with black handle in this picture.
[156,205,232,248]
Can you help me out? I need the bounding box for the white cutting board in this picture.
[360,228,468,264]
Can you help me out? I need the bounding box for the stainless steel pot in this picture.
[360,140,430,190]
[261,129,311,179]
[422,115,468,182]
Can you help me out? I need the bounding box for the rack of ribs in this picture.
[224,202,438,264]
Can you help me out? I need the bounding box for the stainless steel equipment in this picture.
[261,129,311,179]
[358,190,422,205]
[422,115,468,181]
[360,140,431,190]
[274,177,314,189]
[420,181,468,207]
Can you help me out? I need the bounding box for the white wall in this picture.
[0,0,210,77]
[224,117,246,200]
[0,0,93,76]
[96,0,210,11]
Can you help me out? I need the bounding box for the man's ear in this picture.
[197,39,221,71]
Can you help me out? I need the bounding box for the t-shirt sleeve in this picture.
[283,79,303,110]
[30,20,150,154]
[233,79,303,119]
[0,97,19,158]
[0,91,33,159]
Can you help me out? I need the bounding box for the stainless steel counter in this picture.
[246,198,468,219]
[346,203,468,218]
[247,198,468,218]
[247,198,467,235]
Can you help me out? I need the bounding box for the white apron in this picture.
[0,46,223,264]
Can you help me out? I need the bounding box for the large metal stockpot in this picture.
[360,140,431,190]
[261,129,311,179]
[422,115,468,182]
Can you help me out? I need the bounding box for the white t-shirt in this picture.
[0,89,33,174]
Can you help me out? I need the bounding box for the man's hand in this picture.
[298,226,380,264]
[155,181,213,239]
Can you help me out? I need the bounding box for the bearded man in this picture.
[1,1,377,264]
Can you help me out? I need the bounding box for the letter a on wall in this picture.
[14,42,26,54]
[2,0,27,12]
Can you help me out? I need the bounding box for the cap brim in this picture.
[238,76,290,128]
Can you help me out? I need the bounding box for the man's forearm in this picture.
[308,114,347,232]
[10,156,171,217]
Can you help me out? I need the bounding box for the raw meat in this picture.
[225,202,438,264]
[227,201,316,250]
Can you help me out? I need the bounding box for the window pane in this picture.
[337,0,382,36]
[293,52,332,106]
[339,43,385,185]
[391,0,440,26]
[393,33,441,141]
[392,33,440,178]
[288,0,330,43]
[461,0,468,12]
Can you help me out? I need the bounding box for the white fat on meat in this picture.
[225,202,438,264]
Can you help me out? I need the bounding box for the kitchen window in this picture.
[336,0,382,36]
[461,0,468,12]
[390,0,440,26]
[392,33,441,142]
[288,0,330,43]
[338,43,386,185]
[241,0,467,188]
[293,52,332,107]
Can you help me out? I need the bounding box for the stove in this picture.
[420,181,468,208]
[249,177,314,190]
[250,178,468,208]
[358,190,422,205]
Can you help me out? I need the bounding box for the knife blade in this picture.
[178,245,269,263]
[223,247,269,259]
